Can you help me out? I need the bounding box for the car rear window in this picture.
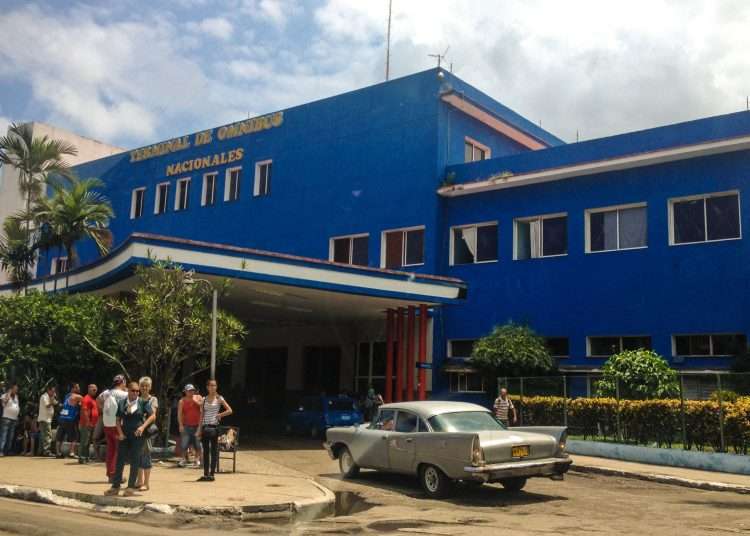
[428,411,505,432]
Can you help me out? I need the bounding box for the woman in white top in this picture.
[196,379,232,481]
[136,377,158,491]
[0,383,20,456]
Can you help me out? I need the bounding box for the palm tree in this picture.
[33,177,114,289]
[0,217,36,291]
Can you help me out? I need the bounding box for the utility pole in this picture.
[385,0,392,80]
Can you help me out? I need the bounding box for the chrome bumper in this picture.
[463,456,572,482]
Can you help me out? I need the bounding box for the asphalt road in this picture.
[2,436,749,535]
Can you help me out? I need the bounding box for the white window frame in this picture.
[380,225,426,268]
[329,233,369,265]
[201,172,217,207]
[672,333,747,357]
[668,190,742,246]
[449,221,498,266]
[586,335,652,357]
[447,339,478,358]
[464,136,491,162]
[585,202,648,253]
[449,372,486,393]
[50,256,69,275]
[154,181,170,215]
[253,159,272,197]
[513,212,568,260]
[130,187,145,220]
[224,166,242,202]
[174,177,191,211]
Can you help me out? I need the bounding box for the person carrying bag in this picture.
[196,379,232,482]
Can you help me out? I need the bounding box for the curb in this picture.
[0,481,335,519]
[571,464,750,495]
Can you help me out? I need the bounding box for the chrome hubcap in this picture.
[424,467,439,492]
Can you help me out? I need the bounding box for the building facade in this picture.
[4,68,748,407]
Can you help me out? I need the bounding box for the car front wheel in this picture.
[500,477,527,492]
[419,464,453,499]
[338,447,360,478]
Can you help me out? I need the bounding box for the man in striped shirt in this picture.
[493,388,517,427]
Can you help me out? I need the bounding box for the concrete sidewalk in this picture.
[571,454,750,494]
[0,451,334,518]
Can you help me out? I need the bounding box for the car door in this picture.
[355,408,395,469]
[388,410,422,474]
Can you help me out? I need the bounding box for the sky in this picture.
[0,0,748,149]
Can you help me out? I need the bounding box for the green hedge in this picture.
[517,396,750,454]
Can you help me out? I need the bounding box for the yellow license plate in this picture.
[512,445,530,458]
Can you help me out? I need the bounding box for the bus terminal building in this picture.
[2,68,749,409]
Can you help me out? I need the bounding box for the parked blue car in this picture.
[286,395,363,438]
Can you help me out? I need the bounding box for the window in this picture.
[448,339,477,358]
[254,160,272,197]
[449,373,485,393]
[356,341,387,396]
[451,223,498,265]
[674,334,747,357]
[382,227,425,268]
[331,234,369,266]
[395,411,419,433]
[514,214,567,259]
[545,337,569,358]
[587,204,647,252]
[50,256,69,275]
[372,409,396,430]
[130,188,145,219]
[201,173,217,206]
[174,178,190,211]
[464,137,490,162]
[154,182,169,215]
[224,167,242,202]
[588,336,652,357]
[670,191,740,245]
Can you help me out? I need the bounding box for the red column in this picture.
[384,309,394,403]
[395,307,405,401]
[418,304,428,401]
[406,306,416,401]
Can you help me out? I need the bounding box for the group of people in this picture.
[0,375,233,496]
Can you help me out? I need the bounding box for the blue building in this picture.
[5,68,748,408]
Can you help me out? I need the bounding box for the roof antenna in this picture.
[429,46,450,69]
[385,0,393,81]
[746,96,749,111]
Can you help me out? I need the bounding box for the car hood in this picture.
[476,430,558,463]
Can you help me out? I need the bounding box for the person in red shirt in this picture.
[177,384,202,468]
[78,384,99,463]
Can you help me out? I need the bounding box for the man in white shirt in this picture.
[37,385,58,456]
[0,383,20,456]
[98,375,128,481]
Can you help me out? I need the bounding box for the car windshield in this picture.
[327,399,355,411]
[428,411,506,432]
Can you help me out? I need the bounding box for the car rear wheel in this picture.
[338,447,360,478]
[419,464,453,499]
[500,477,527,492]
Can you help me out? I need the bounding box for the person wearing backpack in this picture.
[104,381,155,497]
[98,375,128,481]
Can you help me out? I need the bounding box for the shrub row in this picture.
[516,396,750,454]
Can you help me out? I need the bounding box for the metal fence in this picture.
[497,372,750,455]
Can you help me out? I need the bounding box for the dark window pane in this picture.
[333,238,350,263]
[449,373,459,392]
[395,411,418,433]
[674,336,690,356]
[712,334,746,356]
[690,335,711,356]
[516,220,532,259]
[476,224,498,261]
[385,231,403,269]
[589,337,620,356]
[405,229,424,265]
[546,337,569,357]
[464,142,473,163]
[673,199,705,243]
[374,409,396,430]
[351,236,368,266]
[619,206,647,248]
[372,342,386,376]
[706,195,740,241]
[622,336,651,351]
[476,147,486,160]
[452,227,475,264]
[542,216,567,256]
[466,374,484,392]
[589,212,606,251]
[450,340,476,357]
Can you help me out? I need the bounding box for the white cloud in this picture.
[0,115,10,135]
[239,0,300,28]
[186,17,234,40]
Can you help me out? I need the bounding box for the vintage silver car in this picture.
[323,401,571,498]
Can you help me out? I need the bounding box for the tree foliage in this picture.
[470,322,554,379]
[0,218,36,290]
[0,292,119,407]
[596,349,679,400]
